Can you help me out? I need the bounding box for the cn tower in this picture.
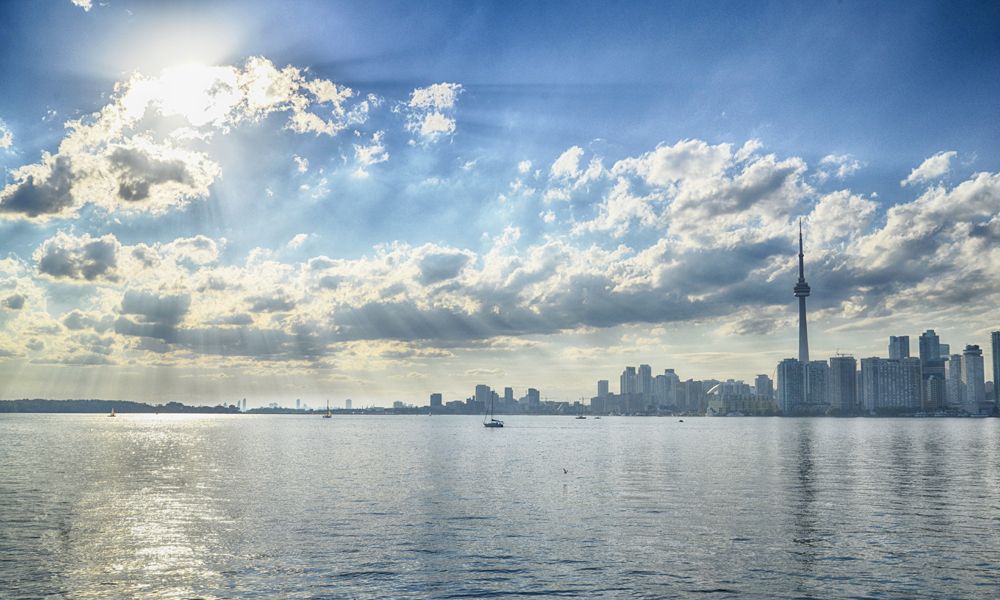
[794,219,810,363]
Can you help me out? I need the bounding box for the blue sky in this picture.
[1,0,999,405]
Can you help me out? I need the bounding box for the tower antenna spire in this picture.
[793,219,811,364]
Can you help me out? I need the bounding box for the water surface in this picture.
[1,415,998,598]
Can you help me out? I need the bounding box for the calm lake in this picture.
[1,414,998,598]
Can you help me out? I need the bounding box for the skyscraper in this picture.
[918,329,941,363]
[754,374,774,401]
[805,360,829,407]
[475,384,491,408]
[777,358,804,414]
[794,220,811,363]
[992,331,1000,404]
[430,393,443,408]
[638,364,653,400]
[947,354,963,407]
[597,380,609,397]
[961,345,986,413]
[828,355,857,412]
[889,336,910,360]
[620,366,637,395]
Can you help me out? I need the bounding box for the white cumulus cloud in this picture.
[901,151,957,186]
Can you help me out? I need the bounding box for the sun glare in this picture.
[122,63,242,128]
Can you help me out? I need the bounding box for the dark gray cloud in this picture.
[36,234,120,282]
[62,309,113,332]
[417,251,470,284]
[0,156,75,217]
[2,293,25,310]
[109,146,195,202]
[247,294,295,312]
[119,290,191,325]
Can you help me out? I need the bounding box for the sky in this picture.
[1,0,999,406]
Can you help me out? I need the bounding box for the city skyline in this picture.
[2,1,1000,405]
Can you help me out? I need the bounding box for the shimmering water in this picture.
[1,415,999,598]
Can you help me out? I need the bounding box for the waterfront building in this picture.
[828,355,857,412]
[993,331,1000,404]
[961,345,986,413]
[526,387,541,408]
[947,354,964,407]
[924,375,945,411]
[754,374,774,401]
[889,336,910,360]
[918,330,941,363]
[430,393,443,408]
[777,358,804,414]
[475,384,492,408]
[597,380,609,397]
[638,364,653,402]
[620,366,637,395]
[860,357,921,411]
[805,360,829,408]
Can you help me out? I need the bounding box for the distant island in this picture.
[0,399,241,414]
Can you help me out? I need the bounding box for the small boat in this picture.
[483,394,504,428]
[322,401,332,419]
[594,416,601,420]
[678,419,684,423]
[575,415,587,419]
[108,408,116,417]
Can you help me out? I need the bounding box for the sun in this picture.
[123,62,243,129]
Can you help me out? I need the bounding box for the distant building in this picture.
[504,387,514,403]
[638,364,653,402]
[597,380,609,397]
[430,393,443,408]
[961,345,986,412]
[924,375,945,411]
[620,367,637,395]
[918,330,941,363]
[345,399,352,410]
[828,356,857,412]
[947,354,963,407]
[475,384,492,408]
[296,399,301,410]
[889,336,910,360]
[805,360,829,407]
[754,374,774,401]
[777,358,804,414]
[860,357,921,411]
[527,387,540,407]
[992,331,1000,404]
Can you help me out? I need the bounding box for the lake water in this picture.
[1,414,998,598]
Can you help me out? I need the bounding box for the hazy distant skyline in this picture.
[1,1,999,405]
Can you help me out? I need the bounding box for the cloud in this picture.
[71,0,92,11]
[403,82,463,143]
[353,130,389,177]
[287,233,310,249]
[34,232,121,283]
[2,294,25,310]
[0,120,12,149]
[901,151,957,186]
[551,146,584,179]
[0,57,368,221]
[293,155,309,173]
[518,160,532,174]
[246,293,296,313]
[417,249,472,285]
[817,154,863,182]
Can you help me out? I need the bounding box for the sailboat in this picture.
[483,394,504,428]
[108,407,116,417]
[322,400,332,419]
